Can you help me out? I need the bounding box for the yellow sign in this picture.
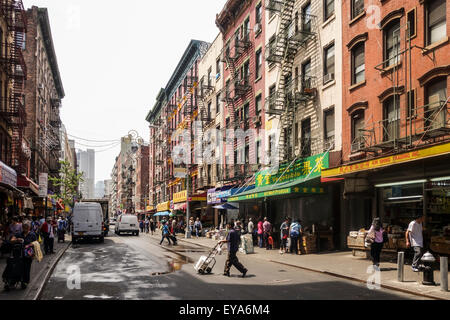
[156,201,170,212]
[173,190,188,203]
[323,142,450,178]
[266,120,273,131]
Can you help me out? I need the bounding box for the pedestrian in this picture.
[289,219,302,255]
[366,218,385,268]
[150,218,155,235]
[267,233,274,250]
[235,220,242,237]
[160,222,172,246]
[139,220,144,233]
[406,215,425,272]
[257,219,264,248]
[263,217,272,250]
[220,222,248,278]
[8,217,23,240]
[172,218,177,235]
[194,218,202,238]
[57,216,67,243]
[189,217,194,236]
[41,217,55,255]
[17,223,37,289]
[247,218,256,246]
[145,218,150,233]
[280,217,290,254]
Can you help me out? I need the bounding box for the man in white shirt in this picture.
[406,215,424,272]
[247,218,255,245]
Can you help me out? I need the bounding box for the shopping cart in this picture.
[194,242,223,275]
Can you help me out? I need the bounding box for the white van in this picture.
[115,215,139,236]
[72,202,105,243]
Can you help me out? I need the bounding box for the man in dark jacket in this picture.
[220,223,248,278]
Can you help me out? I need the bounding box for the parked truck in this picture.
[80,199,110,237]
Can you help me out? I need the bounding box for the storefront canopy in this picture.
[154,211,170,217]
[213,203,238,210]
[228,176,325,202]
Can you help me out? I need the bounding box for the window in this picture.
[351,42,365,84]
[425,77,447,129]
[302,59,312,89]
[324,0,335,21]
[244,18,251,39]
[301,118,311,157]
[216,58,221,79]
[324,44,335,83]
[324,108,335,147]
[407,8,416,39]
[384,19,401,68]
[255,94,262,114]
[255,49,262,79]
[407,89,416,118]
[426,0,446,45]
[268,84,276,110]
[244,103,250,121]
[256,3,262,24]
[256,140,261,165]
[383,95,400,141]
[295,122,299,146]
[352,0,364,20]
[302,3,312,32]
[216,92,221,114]
[351,110,365,144]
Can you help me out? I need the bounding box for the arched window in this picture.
[384,19,401,68]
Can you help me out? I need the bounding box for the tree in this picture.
[49,160,84,211]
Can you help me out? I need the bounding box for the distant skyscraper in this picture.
[95,181,105,198]
[77,149,95,199]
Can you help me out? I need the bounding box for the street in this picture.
[39,229,428,300]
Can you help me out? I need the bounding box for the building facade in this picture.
[134,144,149,214]
[23,6,64,193]
[77,149,95,199]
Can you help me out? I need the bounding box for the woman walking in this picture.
[367,218,385,268]
[150,218,155,235]
[18,223,37,289]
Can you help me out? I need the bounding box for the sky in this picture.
[22,0,225,182]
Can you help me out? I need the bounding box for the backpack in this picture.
[290,223,300,237]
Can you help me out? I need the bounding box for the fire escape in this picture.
[220,27,253,183]
[0,0,28,174]
[265,0,317,163]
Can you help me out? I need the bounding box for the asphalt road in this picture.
[40,229,429,300]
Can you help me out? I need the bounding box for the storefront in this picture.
[173,190,208,226]
[229,152,339,251]
[323,142,450,256]
[0,161,24,224]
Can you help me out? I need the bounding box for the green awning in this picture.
[228,176,325,202]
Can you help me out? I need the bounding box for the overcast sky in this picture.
[22,0,224,182]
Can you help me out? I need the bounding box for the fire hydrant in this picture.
[421,252,436,286]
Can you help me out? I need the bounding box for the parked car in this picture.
[115,215,139,236]
[72,202,105,243]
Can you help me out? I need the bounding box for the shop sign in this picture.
[228,186,325,202]
[256,152,329,187]
[0,161,17,188]
[173,190,187,203]
[216,186,255,199]
[323,142,450,178]
[207,188,223,205]
[156,201,170,212]
[174,168,187,178]
[38,173,48,197]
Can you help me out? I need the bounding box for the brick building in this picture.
[322,0,450,248]
[23,6,64,192]
[134,144,149,215]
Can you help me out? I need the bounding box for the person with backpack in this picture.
[194,218,202,238]
[57,217,67,243]
[160,222,172,246]
[289,220,302,255]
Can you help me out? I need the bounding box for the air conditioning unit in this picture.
[252,115,262,126]
[255,23,262,35]
[323,73,335,84]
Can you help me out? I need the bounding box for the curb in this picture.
[178,238,446,300]
[31,241,72,300]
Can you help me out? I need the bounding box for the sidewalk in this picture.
[176,234,450,300]
[0,235,71,300]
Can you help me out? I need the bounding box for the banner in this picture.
[255,152,329,187]
[39,173,48,197]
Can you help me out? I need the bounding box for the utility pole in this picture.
[185,171,191,239]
